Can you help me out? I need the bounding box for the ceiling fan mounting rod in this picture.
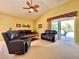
[31,0,32,5]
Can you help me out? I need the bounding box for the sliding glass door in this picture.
[51,17,75,43]
[61,19,75,42]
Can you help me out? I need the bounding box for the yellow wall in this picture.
[0,13,34,41]
[1,0,79,43]
[35,0,79,43]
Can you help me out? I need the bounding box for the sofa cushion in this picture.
[6,31,19,40]
[18,30,33,35]
[45,30,50,33]
[11,33,19,39]
[50,30,57,34]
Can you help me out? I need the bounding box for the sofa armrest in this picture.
[8,40,25,54]
[10,39,24,42]
[41,33,46,36]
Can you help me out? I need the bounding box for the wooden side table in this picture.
[20,34,39,41]
[31,34,39,41]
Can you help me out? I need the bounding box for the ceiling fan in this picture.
[23,0,40,13]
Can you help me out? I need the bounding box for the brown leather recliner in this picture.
[2,31,31,55]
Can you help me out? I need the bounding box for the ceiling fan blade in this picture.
[33,7,38,12]
[26,1,31,7]
[23,7,30,9]
[34,5,40,8]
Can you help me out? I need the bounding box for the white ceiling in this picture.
[0,0,69,20]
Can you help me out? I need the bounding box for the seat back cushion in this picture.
[6,31,19,40]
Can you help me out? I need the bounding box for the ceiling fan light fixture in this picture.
[29,8,34,12]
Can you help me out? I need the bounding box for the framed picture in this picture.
[27,24,30,28]
[38,24,42,28]
[16,24,21,27]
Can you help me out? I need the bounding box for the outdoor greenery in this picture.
[51,20,74,33]
[61,23,73,32]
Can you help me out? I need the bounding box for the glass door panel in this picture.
[51,17,75,43]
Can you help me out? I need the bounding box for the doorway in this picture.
[51,17,75,43]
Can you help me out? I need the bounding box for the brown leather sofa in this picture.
[18,30,34,35]
[41,30,57,42]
